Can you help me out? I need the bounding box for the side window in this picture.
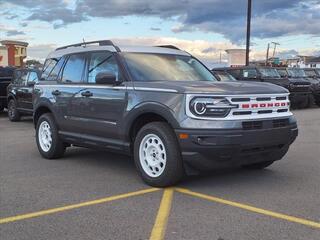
[47,57,65,81]
[14,71,27,85]
[62,54,86,83]
[242,69,257,79]
[41,59,58,80]
[87,52,121,83]
[27,71,39,83]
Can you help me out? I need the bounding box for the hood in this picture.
[132,81,288,95]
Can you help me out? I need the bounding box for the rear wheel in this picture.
[134,122,184,187]
[36,113,66,159]
[8,99,20,121]
[242,160,274,170]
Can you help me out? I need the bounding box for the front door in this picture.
[15,70,29,110]
[23,71,39,111]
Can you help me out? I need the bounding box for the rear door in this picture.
[57,53,87,134]
[68,51,128,143]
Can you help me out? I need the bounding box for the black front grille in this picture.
[242,121,263,130]
[273,119,289,128]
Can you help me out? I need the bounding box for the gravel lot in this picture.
[0,108,319,240]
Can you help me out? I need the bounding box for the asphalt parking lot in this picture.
[0,109,319,240]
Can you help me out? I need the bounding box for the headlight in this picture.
[188,96,237,118]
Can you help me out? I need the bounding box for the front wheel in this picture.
[8,99,20,121]
[134,122,184,187]
[242,160,274,170]
[36,113,66,159]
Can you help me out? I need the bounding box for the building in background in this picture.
[0,40,29,67]
[225,49,246,67]
[0,45,8,66]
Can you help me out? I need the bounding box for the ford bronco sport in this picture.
[33,40,298,187]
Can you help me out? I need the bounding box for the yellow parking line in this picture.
[149,188,174,240]
[176,188,320,229]
[0,188,160,224]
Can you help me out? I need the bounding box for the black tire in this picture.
[134,122,184,187]
[315,96,320,107]
[0,105,4,112]
[242,160,274,170]
[7,99,21,121]
[36,113,66,159]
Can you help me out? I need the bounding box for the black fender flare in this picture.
[121,101,180,140]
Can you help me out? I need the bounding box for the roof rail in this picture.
[155,45,180,50]
[55,40,121,52]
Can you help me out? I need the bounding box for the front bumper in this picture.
[175,119,298,172]
[289,91,311,104]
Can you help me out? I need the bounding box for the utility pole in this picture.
[245,0,252,66]
[266,43,270,66]
[271,42,280,57]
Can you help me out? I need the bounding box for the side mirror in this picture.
[95,72,117,85]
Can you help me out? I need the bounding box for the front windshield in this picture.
[304,69,317,77]
[287,68,307,78]
[259,68,281,78]
[122,53,217,81]
[214,71,237,81]
[276,69,288,78]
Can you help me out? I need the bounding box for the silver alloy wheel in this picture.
[139,133,167,178]
[38,121,52,152]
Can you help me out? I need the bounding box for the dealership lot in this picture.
[0,109,319,240]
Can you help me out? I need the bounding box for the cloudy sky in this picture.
[0,0,319,65]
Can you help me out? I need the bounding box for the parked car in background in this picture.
[7,68,40,121]
[286,68,320,107]
[220,66,311,108]
[33,40,298,187]
[0,66,16,112]
[211,69,237,82]
[304,68,320,80]
[275,67,312,108]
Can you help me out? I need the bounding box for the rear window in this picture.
[242,69,257,78]
[61,54,86,83]
[41,58,61,81]
[227,69,241,79]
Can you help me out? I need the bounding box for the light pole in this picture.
[245,0,252,66]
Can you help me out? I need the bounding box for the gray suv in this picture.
[33,40,298,187]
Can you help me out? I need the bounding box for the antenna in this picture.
[82,38,86,48]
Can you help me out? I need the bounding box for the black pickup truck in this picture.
[33,41,298,187]
[0,66,16,112]
[278,68,320,106]
[217,66,311,108]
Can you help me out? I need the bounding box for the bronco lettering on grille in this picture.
[241,102,289,109]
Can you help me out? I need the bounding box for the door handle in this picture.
[52,90,61,96]
[81,91,93,97]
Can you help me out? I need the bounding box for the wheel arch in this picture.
[33,104,53,128]
[124,102,180,144]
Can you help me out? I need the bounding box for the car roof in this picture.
[47,44,190,59]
